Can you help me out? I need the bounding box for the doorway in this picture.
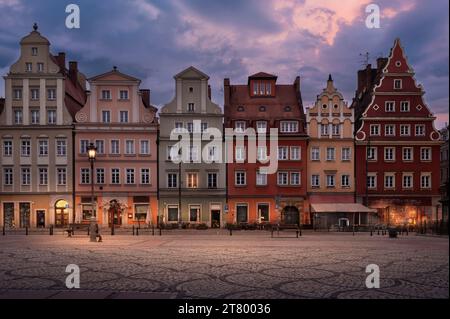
[211,210,221,228]
[108,200,122,227]
[36,210,45,228]
[281,206,300,225]
[55,200,69,228]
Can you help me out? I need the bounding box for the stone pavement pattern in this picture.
[0,231,448,299]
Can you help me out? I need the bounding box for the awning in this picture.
[311,203,377,213]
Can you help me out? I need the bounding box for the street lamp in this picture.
[87,143,98,242]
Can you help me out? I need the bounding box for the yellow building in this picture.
[306,75,369,229]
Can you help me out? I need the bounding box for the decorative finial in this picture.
[33,23,38,31]
[328,74,333,82]
[113,66,117,71]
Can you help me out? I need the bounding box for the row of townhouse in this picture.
[0,26,444,229]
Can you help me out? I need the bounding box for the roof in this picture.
[89,67,141,82]
[174,66,209,80]
[248,72,277,79]
[311,203,377,213]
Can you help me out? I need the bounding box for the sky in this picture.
[0,0,448,128]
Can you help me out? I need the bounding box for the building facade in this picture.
[0,25,86,228]
[354,39,442,226]
[158,67,226,228]
[439,125,449,223]
[224,73,308,226]
[74,68,158,227]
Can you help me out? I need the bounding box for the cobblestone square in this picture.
[0,231,448,299]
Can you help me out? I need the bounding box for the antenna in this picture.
[359,52,370,67]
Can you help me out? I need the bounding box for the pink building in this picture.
[74,67,158,227]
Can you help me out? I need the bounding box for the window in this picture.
[126,169,135,184]
[420,148,431,161]
[174,122,183,133]
[326,175,335,187]
[101,90,111,100]
[21,140,31,157]
[421,174,431,189]
[367,147,377,161]
[259,106,266,112]
[394,79,402,89]
[235,146,246,162]
[320,124,329,136]
[168,205,179,222]
[111,168,120,184]
[290,147,301,160]
[189,87,194,93]
[189,146,199,162]
[326,147,335,161]
[311,175,320,187]
[367,174,376,189]
[236,204,248,223]
[47,89,56,100]
[342,148,351,161]
[189,206,200,222]
[119,90,129,100]
[370,124,380,136]
[31,110,40,124]
[80,168,90,184]
[140,140,150,155]
[400,101,410,112]
[125,140,135,155]
[13,89,22,100]
[167,145,180,161]
[403,147,413,161]
[167,173,178,188]
[207,146,218,162]
[332,124,340,136]
[39,140,48,156]
[102,111,111,123]
[207,173,218,189]
[385,101,395,112]
[255,146,267,162]
[187,173,198,188]
[400,125,410,136]
[79,138,93,156]
[96,168,105,184]
[341,175,350,188]
[186,122,194,133]
[385,174,395,189]
[291,172,301,185]
[277,172,288,185]
[141,169,150,184]
[120,111,129,123]
[415,125,425,136]
[403,174,413,189]
[95,140,105,155]
[311,147,320,161]
[31,89,39,100]
[37,63,44,72]
[39,168,48,186]
[32,47,38,56]
[26,63,32,72]
[384,147,395,161]
[14,110,23,124]
[47,110,56,124]
[280,121,299,133]
[258,204,269,223]
[256,172,267,186]
[201,122,208,133]
[257,121,267,134]
[235,171,246,186]
[111,140,120,155]
[4,168,13,186]
[385,124,395,136]
[278,146,288,160]
[188,103,195,112]
[135,204,149,222]
[21,168,31,186]
[57,168,67,186]
[3,141,12,157]
[235,121,246,133]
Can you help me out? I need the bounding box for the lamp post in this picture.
[87,143,98,242]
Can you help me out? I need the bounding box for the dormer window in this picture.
[280,121,299,133]
[252,81,273,96]
[32,47,38,56]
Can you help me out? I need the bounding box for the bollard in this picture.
[152,225,155,236]
[370,228,373,236]
[296,230,299,238]
[159,227,162,236]
[136,227,139,236]
[87,226,90,236]
[299,228,302,237]
[26,227,28,236]
[3,226,5,236]
[271,228,274,238]
[132,225,135,236]
[50,225,54,236]
[377,228,380,235]
[229,228,232,236]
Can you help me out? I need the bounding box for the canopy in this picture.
[311,203,377,213]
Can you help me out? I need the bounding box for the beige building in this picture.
[307,75,364,228]
[0,25,86,228]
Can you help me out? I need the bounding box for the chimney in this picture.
[357,69,366,92]
[68,61,78,84]
[208,85,211,100]
[294,76,301,93]
[56,52,66,72]
[377,57,388,73]
[140,89,150,107]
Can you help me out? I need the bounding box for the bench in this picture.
[271,224,301,238]
[65,224,90,237]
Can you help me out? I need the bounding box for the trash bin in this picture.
[388,227,398,238]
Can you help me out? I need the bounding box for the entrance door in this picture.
[211,210,220,228]
[55,200,69,228]
[36,210,45,228]
[282,206,300,225]
[108,201,122,226]
[3,203,14,228]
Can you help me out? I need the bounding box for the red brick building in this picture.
[354,39,442,226]
[224,73,309,226]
